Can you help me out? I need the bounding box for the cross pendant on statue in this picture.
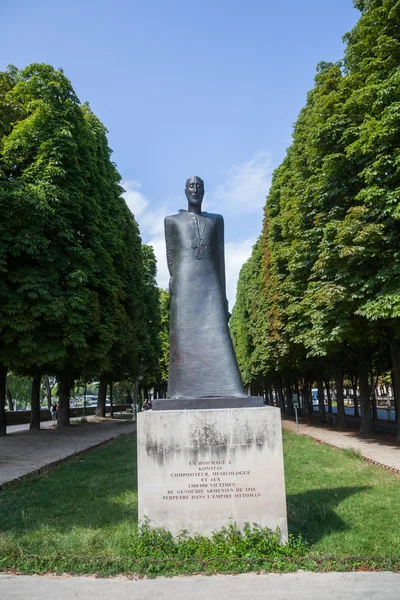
[183,212,208,259]
[192,237,207,259]
[191,215,207,259]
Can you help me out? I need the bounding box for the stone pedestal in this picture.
[137,406,288,540]
[152,396,264,410]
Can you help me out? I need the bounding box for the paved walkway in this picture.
[282,417,400,471]
[0,572,399,599]
[6,411,130,434]
[0,419,136,487]
[6,415,96,434]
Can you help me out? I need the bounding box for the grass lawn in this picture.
[284,432,400,557]
[0,429,399,575]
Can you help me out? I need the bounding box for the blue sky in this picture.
[1,0,360,305]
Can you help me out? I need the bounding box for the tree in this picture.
[0,63,145,431]
[230,238,272,393]
[0,64,76,432]
[137,245,161,396]
[158,288,170,396]
[232,1,400,437]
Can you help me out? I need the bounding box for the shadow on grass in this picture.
[0,433,138,535]
[287,485,367,545]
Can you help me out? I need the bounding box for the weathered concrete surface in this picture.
[138,407,287,537]
[0,420,136,487]
[0,572,399,600]
[282,417,400,471]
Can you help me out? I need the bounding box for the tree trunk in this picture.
[325,380,332,414]
[57,371,73,426]
[96,375,107,417]
[271,384,277,406]
[370,367,378,423]
[309,380,314,413]
[335,366,346,431]
[317,377,326,421]
[7,388,13,411]
[276,376,285,413]
[302,376,311,417]
[390,340,400,442]
[351,374,359,417]
[358,353,373,435]
[29,374,42,430]
[266,383,272,406]
[109,381,114,418]
[45,376,52,410]
[285,378,294,416]
[0,364,7,436]
[138,384,143,411]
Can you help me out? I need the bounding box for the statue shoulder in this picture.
[202,211,224,222]
[164,213,180,223]
[203,212,224,230]
[164,213,181,229]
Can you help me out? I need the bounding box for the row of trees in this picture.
[230,0,400,440]
[0,63,161,434]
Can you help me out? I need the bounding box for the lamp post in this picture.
[83,380,87,417]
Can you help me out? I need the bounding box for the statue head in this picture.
[185,176,204,208]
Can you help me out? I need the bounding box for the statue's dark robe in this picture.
[165,209,246,399]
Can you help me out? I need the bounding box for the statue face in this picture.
[185,176,204,207]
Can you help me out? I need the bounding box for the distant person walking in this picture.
[50,402,58,421]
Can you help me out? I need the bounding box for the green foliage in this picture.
[158,288,170,383]
[0,63,154,422]
[138,245,161,387]
[6,373,32,408]
[128,520,307,576]
[230,238,273,388]
[112,380,134,405]
[232,0,400,433]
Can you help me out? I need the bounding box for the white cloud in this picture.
[147,235,170,290]
[122,180,172,293]
[208,151,272,215]
[225,238,256,308]
[122,180,149,217]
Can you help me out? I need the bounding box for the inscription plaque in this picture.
[163,458,260,502]
[137,407,288,539]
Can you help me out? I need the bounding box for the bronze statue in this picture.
[152,176,262,410]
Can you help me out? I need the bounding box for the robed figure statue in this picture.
[163,176,247,401]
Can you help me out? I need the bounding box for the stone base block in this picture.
[137,406,288,540]
[152,396,264,410]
